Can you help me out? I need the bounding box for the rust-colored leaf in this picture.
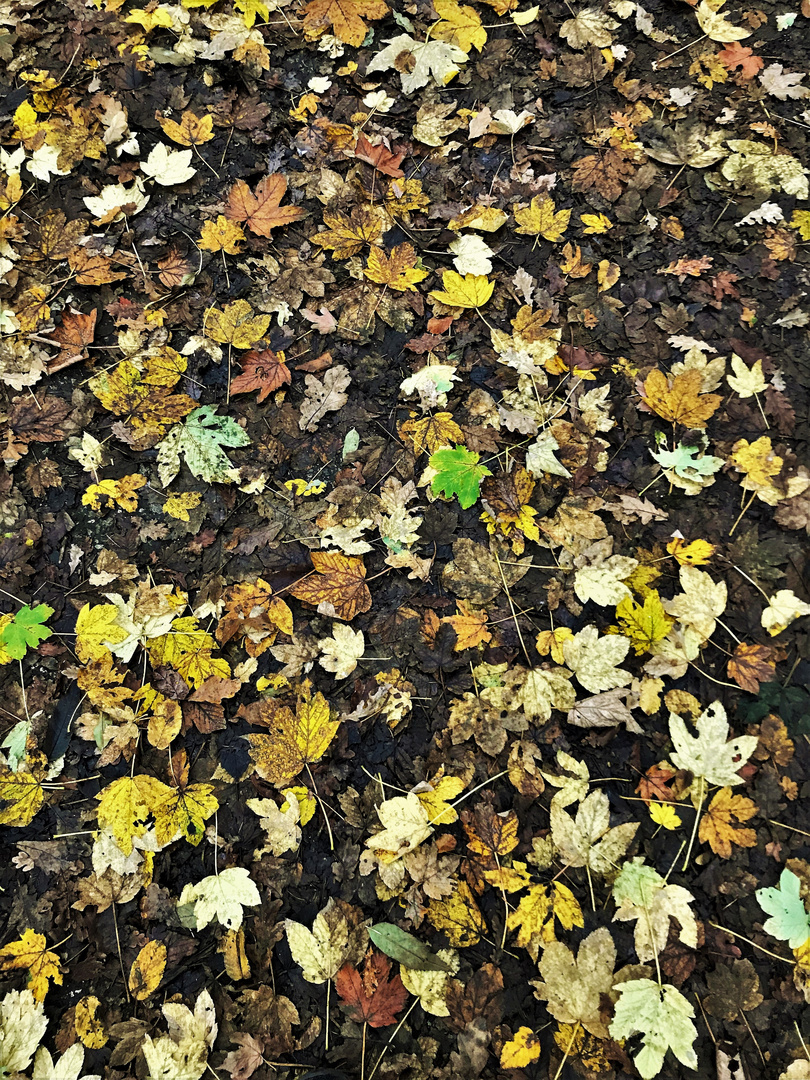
[226,174,305,238]
[230,349,292,402]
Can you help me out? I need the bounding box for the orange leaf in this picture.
[301,0,388,46]
[640,369,721,427]
[47,308,97,373]
[230,349,291,402]
[658,255,714,278]
[636,762,676,806]
[289,552,371,621]
[728,642,776,693]
[442,600,492,651]
[717,42,764,78]
[336,952,408,1027]
[353,134,405,177]
[698,787,757,858]
[226,174,305,238]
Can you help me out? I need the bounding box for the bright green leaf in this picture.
[0,605,53,661]
[429,446,491,509]
[756,869,810,948]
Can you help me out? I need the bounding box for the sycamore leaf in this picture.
[400,948,459,1015]
[426,879,485,947]
[756,869,810,948]
[335,952,408,1027]
[664,564,727,641]
[95,774,171,856]
[299,365,352,433]
[289,551,371,621]
[318,623,364,679]
[429,271,494,309]
[226,174,305,237]
[650,802,681,829]
[366,793,433,860]
[367,35,467,95]
[449,234,493,275]
[695,0,751,41]
[651,441,724,483]
[761,589,810,636]
[157,405,250,487]
[204,300,271,349]
[128,940,166,1001]
[0,604,53,660]
[560,6,618,47]
[506,882,583,961]
[140,143,196,186]
[179,868,260,930]
[581,212,613,234]
[140,989,216,1080]
[612,858,698,962]
[550,790,638,876]
[0,930,62,1002]
[514,197,571,241]
[669,700,758,788]
[198,216,245,254]
[247,796,301,856]
[82,475,146,513]
[610,979,698,1079]
[699,787,757,857]
[641,369,721,427]
[616,592,673,655]
[500,1028,541,1069]
[526,432,571,478]
[152,783,218,847]
[0,989,48,1076]
[301,0,388,47]
[285,898,369,983]
[159,111,214,146]
[364,244,428,291]
[666,537,716,566]
[532,927,617,1038]
[433,0,486,52]
[247,685,340,787]
[32,1043,100,1080]
[0,754,47,827]
[727,353,767,398]
[704,959,763,1020]
[429,446,492,509]
[563,625,632,694]
[353,134,405,178]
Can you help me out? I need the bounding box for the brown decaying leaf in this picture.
[335,951,408,1026]
[289,551,371,621]
[46,308,97,372]
[353,134,405,177]
[229,349,292,402]
[728,641,776,693]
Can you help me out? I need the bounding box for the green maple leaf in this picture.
[157,405,250,486]
[0,605,54,660]
[610,978,698,1079]
[756,869,810,948]
[429,446,491,509]
[650,441,724,480]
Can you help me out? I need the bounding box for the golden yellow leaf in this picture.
[699,787,757,858]
[0,929,62,1001]
[95,774,171,856]
[204,300,271,349]
[427,880,485,947]
[729,436,783,488]
[615,591,673,655]
[219,928,251,980]
[514,196,571,241]
[364,243,428,291]
[290,551,371,621]
[500,1027,542,1069]
[164,491,203,521]
[128,940,166,1000]
[560,241,593,277]
[198,215,246,254]
[399,412,464,455]
[147,697,182,750]
[312,205,388,259]
[430,271,494,309]
[536,627,574,665]
[247,683,340,787]
[153,782,219,847]
[75,995,107,1049]
[0,753,47,827]
[597,259,620,292]
[158,110,214,146]
[581,212,613,234]
[416,774,465,826]
[433,0,487,51]
[442,601,492,651]
[301,0,389,46]
[667,537,716,566]
[506,882,584,961]
[82,474,146,513]
[641,368,721,428]
[649,802,682,830]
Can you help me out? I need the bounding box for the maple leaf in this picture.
[717,41,764,78]
[532,927,616,1038]
[757,869,810,948]
[442,601,491,651]
[761,589,810,636]
[430,271,494,309]
[610,979,698,1079]
[0,603,52,660]
[83,474,147,513]
[695,0,751,40]
[366,793,433,860]
[313,206,389,260]
[0,989,48,1075]
[353,134,405,177]
[615,592,673,655]
[225,174,304,237]
[506,882,583,961]
[514,196,571,240]
[285,898,369,982]
[95,774,171,856]
[641,368,721,427]
[364,244,428,291]
[728,641,776,693]
[571,147,636,202]
[204,300,271,349]
[551,789,638,876]
[289,551,371,621]
[318,623,364,679]
[246,684,340,787]
[299,365,352,432]
[157,405,250,487]
[199,216,246,254]
[613,858,698,961]
[336,952,408,1027]
[429,446,492,509]
[563,625,632,694]
[46,308,97,372]
[500,1027,541,1069]
[0,929,62,1002]
[153,782,218,847]
[367,34,467,95]
[158,111,214,146]
[667,537,716,566]
[669,700,758,791]
[0,753,48,826]
[426,880,486,947]
[301,0,388,47]
[128,940,166,1001]
[230,349,291,402]
[179,867,261,930]
[699,787,757,858]
[433,0,487,52]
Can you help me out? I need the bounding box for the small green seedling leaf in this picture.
[368,923,451,971]
[0,604,54,660]
[756,868,810,948]
[429,446,491,509]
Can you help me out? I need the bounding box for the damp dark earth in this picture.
[0,1,809,1079]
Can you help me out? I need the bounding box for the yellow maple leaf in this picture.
[289,551,371,621]
[149,616,231,688]
[75,604,128,662]
[96,774,172,855]
[124,6,173,30]
[364,243,428,291]
[536,627,574,665]
[500,1027,542,1069]
[204,300,271,349]
[581,212,613,234]
[506,882,584,961]
[0,929,62,1001]
[514,196,571,241]
[790,210,810,241]
[0,753,48,827]
[615,591,673,655]
[430,271,494,309]
[128,940,166,1001]
[448,205,508,232]
[158,110,214,146]
[312,206,388,259]
[416,774,465,826]
[698,787,757,857]
[153,783,218,847]
[649,802,682,830]
[641,368,721,428]
[75,995,107,1049]
[198,216,246,254]
[442,601,492,651]
[82,474,146,512]
[301,0,389,46]
[666,537,716,566]
[399,412,464,455]
[164,491,203,521]
[247,683,340,787]
[729,435,782,488]
[433,0,487,52]
[426,880,485,947]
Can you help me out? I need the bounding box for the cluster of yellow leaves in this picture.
[83,473,146,512]
[0,929,62,1001]
[89,348,194,446]
[96,772,218,852]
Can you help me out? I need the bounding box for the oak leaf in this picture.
[301,0,388,47]
[641,369,721,427]
[336,952,408,1027]
[289,551,371,621]
[699,787,757,858]
[226,174,304,237]
[0,930,62,1002]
